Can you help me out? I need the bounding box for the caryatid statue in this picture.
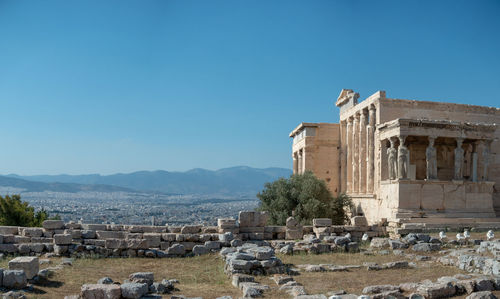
[398,136,409,179]
[454,138,464,180]
[426,137,437,180]
[387,138,398,180]
[482,140,491,181]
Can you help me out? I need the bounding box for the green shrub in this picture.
[0,194,58,227]
[257,171,353,225]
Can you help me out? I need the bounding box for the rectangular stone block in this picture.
[20,228,43,238]
[96,231,126,239]
[53,234,72,245]
[286,229,303,240]
[9,256,39,279]
[42,220,64,230]
[180,225,201,234]
[126,239,149,250]
[14,236,31,243]
[126,233,143,239]
[161,233,177,242]
[0,226,19,235]
[180,242,196,250]
[65,222,82,230]
[202,226,217,233]
[313,218,332,227]
[239,211,269,227]
[81,230,96,239]
[81,284,121,299]
[3,235,15,244]
[143,233,161,248]
[0,244,17,253]
[105,239,127,249]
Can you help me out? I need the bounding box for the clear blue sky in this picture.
[0,0,499,175]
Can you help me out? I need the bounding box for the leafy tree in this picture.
[257,171,353,225]
[0,194,55,227]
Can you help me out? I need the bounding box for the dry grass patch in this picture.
[19,255,240,299]
[278,252,467,296]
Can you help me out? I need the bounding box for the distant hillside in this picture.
[7,166,292,195]
[0,175,134,193]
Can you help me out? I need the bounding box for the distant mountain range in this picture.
[3,166,292,195]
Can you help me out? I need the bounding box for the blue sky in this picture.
[0,0,499,175]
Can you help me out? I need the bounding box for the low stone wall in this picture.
[0,211,386,256]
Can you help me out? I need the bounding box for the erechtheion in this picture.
[290,90,499,230]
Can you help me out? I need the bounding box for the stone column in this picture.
[298,150,303,174]
[367,105,375,193]
[482,140,491,181]
[359,109,367,193]
[454,138,464,180]
[472,142,478,182]
[340,121,347,193]
[292,152,298,174]
[352,113,360,193]
[346,118,353,193]
[398,136,409,179]
[426,136,437,180]
[301,149,307,174]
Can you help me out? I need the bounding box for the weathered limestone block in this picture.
[161,233,176,242]
[126,239,149,250]
[202,226,217,233]
[286,229,303,240]
[180,242,196,251]
[54,234,72,245]
[120,282,148,299]
[66,222,82,230]
[20,227,43,238]
[96,231,126,239]
[126,233,143,239]
[218,218,237,228]
[30,243,45,253]
[192,245,209,256]
[81,230,96,239]
[3,270,27,289]
[80,283,121,299]
[180,225,201,234]
[13,236,31,243]
[351,216,368,227]
[313,227,331,238]
[313,218,332,227]
[0,226,19,235]
[166,244,185,255]
[105,239,127,249]
[129,272,154,285]
[9,256,39,279]
[0,244,18,253]
[143,233,161,248]
[370,238,390,248]
[239,211,269,227]
[67,229,82,239]
[42,220,65,230]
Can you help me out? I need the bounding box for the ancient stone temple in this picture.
[290,89,500,229]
